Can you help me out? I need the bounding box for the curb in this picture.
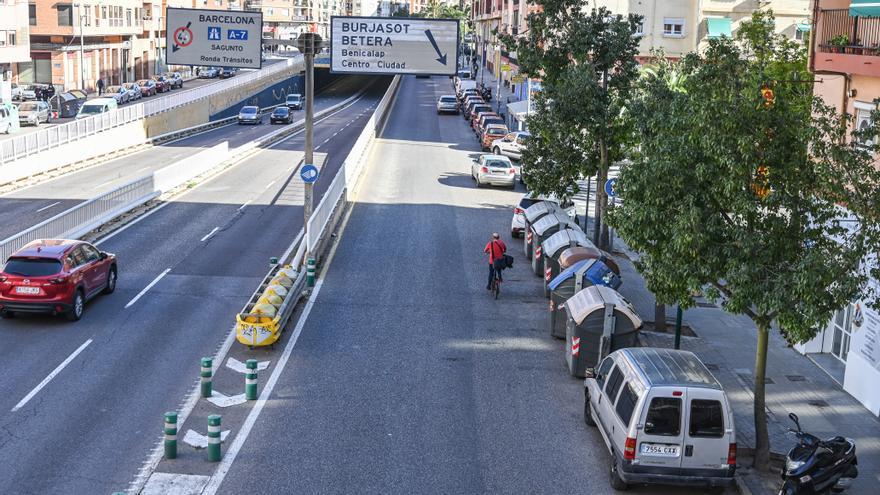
[735,474,754,495]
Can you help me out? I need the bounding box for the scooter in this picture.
[779,413,858,495]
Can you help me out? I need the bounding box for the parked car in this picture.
[481,124,510,150]
[123,82,142,100]
[17,100,51,126]
[285,93,303,110]
[75,97,118,119]
[471,154,516,189]
[510,193,576,237]
[584,348,736,491]
[270,106,292,124]
[476,114,504,138]
[219,67,236,78]
[493,131,530,160]
[106,85,129,104]
[11,83,23,101]
[18,84,37,101]
[457,69,473,80]
[470,108,496,131]
[436,95,459,114]
[465,103,491,121]
[163,72,184,89]
[199,67,220,78]
[136,79,158,97]
[237,105,261,124]
[152,75,171,93]
[0,239,117,322]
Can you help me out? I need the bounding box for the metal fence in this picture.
[0,57,303,165]
[0,176,157,261]
[818,9,880,55]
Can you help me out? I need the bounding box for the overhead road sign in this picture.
[165,7,263,70]
[330,16,459,76]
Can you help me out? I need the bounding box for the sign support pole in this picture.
[298,32,322,265]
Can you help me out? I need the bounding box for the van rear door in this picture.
[681,388,730,471]
[634,389,685,470]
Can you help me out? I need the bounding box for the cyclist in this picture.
[484,233,507,290]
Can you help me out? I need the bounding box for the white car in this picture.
[510,192,577,238]
[471,154,515,188]
[492,131,530,161]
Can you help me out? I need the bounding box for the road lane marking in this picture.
[93,178,117,190]
[264,179,277,190]
[238,200,252,210]
[124,268,171,308]
[36,201,61,212]
[12,338,93,412]
[200,227,220,242]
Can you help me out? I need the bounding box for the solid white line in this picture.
[238,200,252,210]
[264,179,277,190]
[124,268,170,309]
[200,227,219,242]
[11,338,93,412]
[36,201,61,212]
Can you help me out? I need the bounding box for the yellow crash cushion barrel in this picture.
[264,284,288,298]
[271,275,293,288]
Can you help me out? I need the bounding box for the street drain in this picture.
[786,375,806,382]
[808,399,829,408]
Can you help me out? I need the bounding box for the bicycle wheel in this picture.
[494,279,500,299]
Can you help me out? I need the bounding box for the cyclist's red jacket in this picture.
[484,239,507,263]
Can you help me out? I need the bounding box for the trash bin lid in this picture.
[549,259,596,290]
[558,246,620,274]
[532,212,578,236]
[549,258,622,290]
[523,200,561,223]
[564,285,642,327]
[542,229,594,259]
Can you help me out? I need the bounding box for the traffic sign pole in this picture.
[298,32,322,265]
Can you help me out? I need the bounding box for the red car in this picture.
[0,239,117,321]
[151,76,170,93]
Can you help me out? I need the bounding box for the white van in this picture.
[76,97,118,119]
[584,347,736,490]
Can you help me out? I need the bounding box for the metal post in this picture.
[526,77,531,118]
[245,359,258,400]
[599,302,615,361]
[79,3,86,91]
[164,411,177,459]
[298,32,321,263]
[674,305,683,350]
[200,357,212,398]
[207,415,222,462]
[495,44,501,112]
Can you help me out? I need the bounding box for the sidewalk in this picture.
[474,60,523,131]
[578,194,879,494]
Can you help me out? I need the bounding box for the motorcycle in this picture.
[479,85,492,101]
[778,412,858,495]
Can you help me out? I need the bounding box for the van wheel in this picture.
[66,290,84,322]
[609,459,629,491]
[583,392,597,427]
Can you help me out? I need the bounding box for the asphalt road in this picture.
[214,75,735,494]
[0,78,389,494]
[0,74,373,240]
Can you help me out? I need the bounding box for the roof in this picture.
[507,100,529,120]
[564,285,641,327]
[481,154,509,161]
[619,348,721,390]
[542,228,593,258]
[14,239,79,258]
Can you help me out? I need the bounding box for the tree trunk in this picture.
[654,302,667,332]
[592,171,602,247]
[753,321,771,471]
[597,137,610,251]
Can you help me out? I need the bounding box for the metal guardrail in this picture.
[0,57,304,165]
[0,176,157,261]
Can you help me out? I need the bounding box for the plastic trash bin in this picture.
[558,246,621,274]
[548,258,623,339]
[541,229,595,298]
[564,285,642,377]
[529,212,580,277]
[523,201,563,260]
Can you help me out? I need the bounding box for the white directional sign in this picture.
[330,16,459,76]
[165,7,263,69]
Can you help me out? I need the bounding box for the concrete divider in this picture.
[153,142,230,193]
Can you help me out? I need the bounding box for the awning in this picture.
[796,22,811,32]
[707,17,732,38]
[851,0,880,17]
[507,99,529,122]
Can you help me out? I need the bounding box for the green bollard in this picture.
[674,305,683,350]
[245,359,258,400]
[207,414,222,462]
[200,357,213,398]
[164,411,178,460]
[306,258,316,287]
[269,256,278,265]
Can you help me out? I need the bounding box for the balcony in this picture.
[815,8,880,77]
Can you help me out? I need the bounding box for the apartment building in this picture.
[0,0,31,98]
[798,0,880,417]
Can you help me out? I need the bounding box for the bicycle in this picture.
[490,266,502,299]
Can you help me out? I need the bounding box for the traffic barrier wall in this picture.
[142,99,211,138]
[153,142,229,192]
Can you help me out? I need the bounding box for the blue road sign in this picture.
[227,29,248,41]
[605,178,618,198]
[300,164,319,184]
[207,26,221,41]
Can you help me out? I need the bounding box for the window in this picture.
[29,3,37,25]
[0,32,6,47]
[645,397,681,436]
[126,8,132,26]
[57,4,74,27]
[82,244,101,262]
[615,383,639,426]
[663,18,685,37]
[102,6,107,19]
[855,103,876,148]
[634,19,645,36]
[596,357,615,390]
[689,399,724,438]
[3,258,63,277]
[70,247,88,268]
[604,366,624,401]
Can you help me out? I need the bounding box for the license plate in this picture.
[641,443,680,457]
[15,286,40,295]
[491,170,507,175]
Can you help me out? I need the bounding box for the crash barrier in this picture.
[0,88,368,265]
[235,263,302,347]
[0,57,304,165]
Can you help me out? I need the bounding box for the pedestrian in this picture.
[484,232,507,290]
[97,77,105,96]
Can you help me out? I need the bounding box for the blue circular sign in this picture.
[300,164,319,184]
[604,178,618,198]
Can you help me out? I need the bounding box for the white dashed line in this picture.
[36,201,61,212]
[264,179,277,190]
[125,268,171,309]
[238,200,252,210]
[12,339,93,412]
[200,227,220,242]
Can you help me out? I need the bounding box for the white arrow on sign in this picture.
[206,390,247,408]
[226,357,270,374]
[183,429,231,449]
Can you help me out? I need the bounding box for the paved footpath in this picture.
[579,197,880,494]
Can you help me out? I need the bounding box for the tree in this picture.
[607,11,880,469]
[502,3,641,249]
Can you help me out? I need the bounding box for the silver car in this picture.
[237,105,262,125]
[123,82,141,100]
[106,85,129,104]
[436,95,459,114]
[471,154,515,188]
[17,100,51,126]
[492,131,530,160]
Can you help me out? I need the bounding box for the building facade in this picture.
[0,0,32,91]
